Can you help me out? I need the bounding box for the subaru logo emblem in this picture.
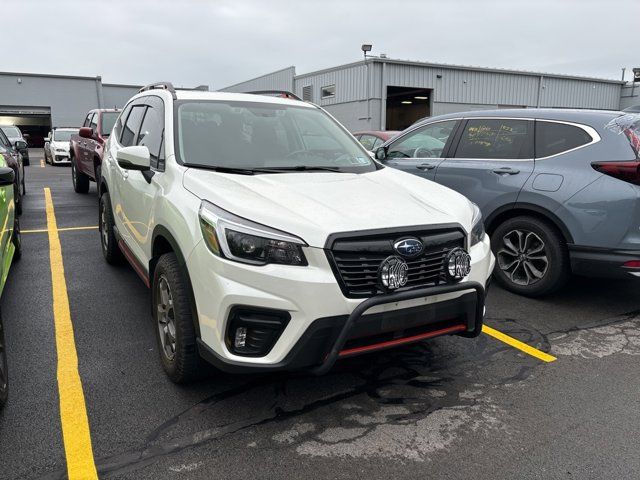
[393,238,424,258]
[378,256,409,291]
[445,248,472,281]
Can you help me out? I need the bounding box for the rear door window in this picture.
[454,119,533,159]
[120,105,146,147]
[535,121,593,158]
[359,134,377,150]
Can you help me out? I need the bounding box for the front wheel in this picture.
[12,217,21,262]
[71,160,90,194]
[14,183,21,216]
[99,192,123,265]
[152,253,203,383]
[491,216,570,297]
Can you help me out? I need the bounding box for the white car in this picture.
[98,83,495,382]
[44,128,77,165]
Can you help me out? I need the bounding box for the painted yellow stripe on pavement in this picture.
[22,225,98,234]
[45,188,99,480]
[483,324,557,363]
[40,159,45,168]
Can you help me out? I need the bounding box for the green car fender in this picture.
[0,153,15,297]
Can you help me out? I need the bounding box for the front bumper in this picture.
[188,234,494,373]
[569,245,640,278]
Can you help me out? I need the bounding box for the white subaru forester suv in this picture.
[98,83,495,382]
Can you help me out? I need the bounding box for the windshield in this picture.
[53,130,76,142]
[176,101,375,173]
[0,126,21,139]
[101,112,119,136]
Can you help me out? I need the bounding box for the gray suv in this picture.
[375,109,640,296]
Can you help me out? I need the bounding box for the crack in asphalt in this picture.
[34,309,640,479]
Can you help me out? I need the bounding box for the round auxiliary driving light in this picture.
[378,256,409,291]
[445,248,472,281]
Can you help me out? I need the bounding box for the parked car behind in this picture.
[70,109,120,193]
[0,126,29,166]
[98,84,493,382]
[352,130,400,151]
[44,128,78,165]
[376,109,640,297]
[0,129,25,215]
[0,153,23,408]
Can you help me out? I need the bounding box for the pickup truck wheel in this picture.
[12,217,21,262]
[0,312,7,408]
[72,161,90,194]
[99,192,123,265]
[152,253,203,383]
[491,215,570,297]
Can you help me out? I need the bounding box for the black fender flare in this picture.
[485,202,574,244]
[150,225,201,338]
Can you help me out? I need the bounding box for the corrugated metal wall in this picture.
[218,60,623,130]
[219,66,295,93]
[618,84,638,110]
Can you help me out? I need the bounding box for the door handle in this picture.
[417,163,436,171]
[492,167,520,175]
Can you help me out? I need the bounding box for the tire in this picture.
[99,192,123,265]
[12,217,21,262]
[95,165,102,197]
[71,160,90,194]
[14,183,21,216]
[491,215,570,297]
[23,154,29,167]
[0,312,7,408]
[152,253,203,383]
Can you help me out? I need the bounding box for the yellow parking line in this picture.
[40,159,45,168]
[483,324,557,363]
[44,188,98,479]
[22,225,98,234]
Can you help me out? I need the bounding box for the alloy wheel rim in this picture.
[100,204,108,250]
[156,275,176,361]
[497,229,548,286]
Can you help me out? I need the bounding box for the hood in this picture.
[51,141,70,150]
[183,167,474,248]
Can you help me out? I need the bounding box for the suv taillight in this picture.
[591,161,640,186]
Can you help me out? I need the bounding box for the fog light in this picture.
[234,327,247,348]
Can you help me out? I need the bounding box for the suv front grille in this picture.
[327,226,466,298]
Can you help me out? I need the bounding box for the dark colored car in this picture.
[0,129,25,215]
[70,108,120,193]
[352,130,400,151]
[0,126,29,166]
[376,108,640,297]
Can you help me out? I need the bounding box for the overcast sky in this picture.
[4,0,637,88]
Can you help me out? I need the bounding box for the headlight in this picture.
[198,200,308,266]
[470,202,485,246]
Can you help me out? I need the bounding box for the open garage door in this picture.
[0,106,51,147]
[386,87,432,130]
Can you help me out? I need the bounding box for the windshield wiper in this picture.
[187,164,256,175]
[251,165,342,173]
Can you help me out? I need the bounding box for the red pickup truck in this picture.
[70,108,120,193]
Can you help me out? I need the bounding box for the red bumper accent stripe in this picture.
[338,324,467,358]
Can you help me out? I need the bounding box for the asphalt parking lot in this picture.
[1,149,639,480]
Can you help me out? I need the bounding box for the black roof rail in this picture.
[245,90,302,101]
[139,82,177,99]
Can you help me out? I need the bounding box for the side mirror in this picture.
[375,146,388,161]
[44,137,51,143]
[116,145,150,171]
[79,127,93,139]
[14,140,27,150]
[0,167,15,187]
